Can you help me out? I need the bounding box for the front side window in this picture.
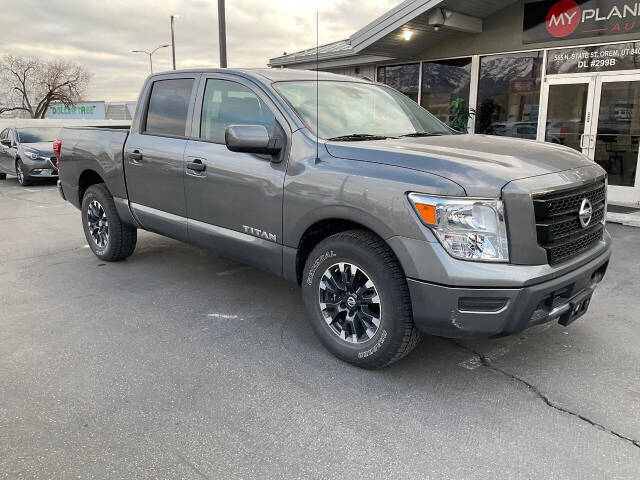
[376,64,420,102]
[144,78,194,137]
[475,52,543,138]
[16,127,61,143]
[199,79,275,143]
[421,58,472,126]
[274,80,450,140]
[0,129,7,140]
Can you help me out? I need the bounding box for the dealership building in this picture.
[270,0,640,205]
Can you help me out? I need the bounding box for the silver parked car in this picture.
[0,126,61,186]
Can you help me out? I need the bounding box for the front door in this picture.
[540,74,640,204]
[183,75,289,276]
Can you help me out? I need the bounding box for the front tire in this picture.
[16,160,33,186]
[82,184,137,261]
[302,230,422,369]
[0,173,6,180]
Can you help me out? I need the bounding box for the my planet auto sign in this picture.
[524,0,640,43]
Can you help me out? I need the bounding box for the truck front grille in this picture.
[533,180,606,265]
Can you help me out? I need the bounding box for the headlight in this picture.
[408,194,509,262]
[23,151,48,161]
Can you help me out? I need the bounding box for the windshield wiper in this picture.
[327,133,390,141]
[400,132,444,137]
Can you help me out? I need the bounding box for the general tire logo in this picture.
[546,0,581,37]
[358,329,387,359]
[306,250,336,286]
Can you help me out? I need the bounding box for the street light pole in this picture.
[131,44,170,74]
[218,0,227,68]
[170,15,179,70]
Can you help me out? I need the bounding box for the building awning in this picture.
[269,0,518,67]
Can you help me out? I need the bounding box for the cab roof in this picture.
[149,68,372,84]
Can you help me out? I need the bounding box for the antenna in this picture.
[316,11,319,162]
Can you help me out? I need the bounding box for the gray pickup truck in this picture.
[57,69,611,368]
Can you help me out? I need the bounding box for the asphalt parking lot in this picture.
[1,177,639,479]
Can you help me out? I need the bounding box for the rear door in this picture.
[183,74,289,275]
[124,74,199,241]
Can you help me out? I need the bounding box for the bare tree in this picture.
[0,55,91,118]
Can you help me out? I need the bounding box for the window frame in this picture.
[376,63,421,103]
[474,50,544,136]
[189,73,290,147]
[139,74,200,140]
[420,57,473,125]
[196,77,278,145]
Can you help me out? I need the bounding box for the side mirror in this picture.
[0,139,11,147]
[225,125,282,156]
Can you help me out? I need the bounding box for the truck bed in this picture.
[58,126,131,209]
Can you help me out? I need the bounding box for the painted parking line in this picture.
[207,313,239,319]
[216,266,252,277]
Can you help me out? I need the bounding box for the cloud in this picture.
[1,0,397,101]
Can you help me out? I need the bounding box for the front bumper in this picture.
[23,159,58,178]
[406,241,611,339]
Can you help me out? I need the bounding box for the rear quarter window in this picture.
[144,78,194,137]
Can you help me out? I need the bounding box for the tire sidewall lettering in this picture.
[358,329,387,358]
[306,250,336,286]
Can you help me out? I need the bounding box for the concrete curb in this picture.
[607,212,640,227]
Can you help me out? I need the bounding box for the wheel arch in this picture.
[78,169,106,205]
[293,216,403,286]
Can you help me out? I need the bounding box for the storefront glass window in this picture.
[476,52,543,138]
[376,64,420,102]
[421,58,471,125]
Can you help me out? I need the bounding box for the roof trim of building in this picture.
[269,0,446,66]
[348,0,443,50]
[269,39,354,66]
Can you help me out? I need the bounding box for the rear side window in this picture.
[144,78,194,137]
[199,79,275,143]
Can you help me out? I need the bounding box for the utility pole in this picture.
[218,0,227,68]
[170,15,179,70]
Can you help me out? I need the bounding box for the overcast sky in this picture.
[2,0,397,101]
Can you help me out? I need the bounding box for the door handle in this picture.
[128,151,143,162]
[187,159,206,172]
[580,134,589,149]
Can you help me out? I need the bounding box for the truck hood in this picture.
[325,134,593,197]
[20,142,55,156]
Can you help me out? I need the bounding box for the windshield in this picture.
[17,127,61,143]
[273,81,451,140]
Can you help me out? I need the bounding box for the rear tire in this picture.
[16,160,33,186]
[81,183,137,261]
[302,230,422,369]
[0,173,6,180]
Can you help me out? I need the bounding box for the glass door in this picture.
[539,77,596,156]
[539,74,640,204]
[589,75,640,205]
